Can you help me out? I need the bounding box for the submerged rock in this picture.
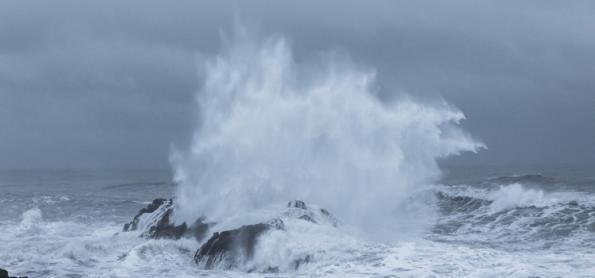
[194,219,285,269]
[123,198,210,241]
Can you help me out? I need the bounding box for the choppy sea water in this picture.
[1,167,594,277]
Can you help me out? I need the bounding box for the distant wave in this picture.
[486,174,556,185]
[102,181,174,190]
[434,185,595,248]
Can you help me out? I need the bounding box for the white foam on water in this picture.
[2,204,595,277]
[0,208,204,277]
[489,183,546,212]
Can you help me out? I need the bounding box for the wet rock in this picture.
[146,207,187,239]
[188,200,347,273]
[0,268,27,278]
[194,219,285,269]
[288,200,307,210]
[123,198,167,232]
[285,200,337,226]
[298,214,317,223]
[292,254,313,270]
[193,201,338,271]
[123,198,210,241]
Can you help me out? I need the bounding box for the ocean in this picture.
[1,166,593,277]
[2,31,594,278]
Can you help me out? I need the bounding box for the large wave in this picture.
[171,29,484,240]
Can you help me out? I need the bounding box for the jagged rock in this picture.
[298,214,316,223]
[292,254,313,270]
[193,200,338,271]
[123,198,167,232]
[194,219,285,269]
[285,200,337,227]
[123,198,210,241]
[124,199,338,271]
[146,207,187,239]
[288,200,307,210]
[0,268,27,278]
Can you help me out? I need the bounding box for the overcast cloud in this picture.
[1,0,594,169]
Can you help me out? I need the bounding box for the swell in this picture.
[433,189,595,249]
[486,174,556,185]
[101,181,174,190]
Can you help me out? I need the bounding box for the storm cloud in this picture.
[1,0,594,168]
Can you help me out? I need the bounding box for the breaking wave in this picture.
[433,183,595,250]
[486,174,556,185]
[170,29,484,240]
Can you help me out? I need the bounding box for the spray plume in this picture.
[171,29,483,239]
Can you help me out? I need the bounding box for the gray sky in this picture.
[1,0,594,169]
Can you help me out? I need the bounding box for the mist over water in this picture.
[171,29,484,240]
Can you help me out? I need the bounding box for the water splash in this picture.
[171,30,484,239]
[490,183,545,212]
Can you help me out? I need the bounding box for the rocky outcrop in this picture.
[287,200,307,210]
[0,268,27,278]
[123,198,210,241]
[193,200,337,271]
[194,219,285,269]
[123,198,167,232]
[285,200,338,227]
[123,198,338,272]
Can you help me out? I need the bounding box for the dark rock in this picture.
[298,214,317,223]
[192,201,338,271]
[123,198,211,241]
[0,268,27,278]
[123,198,168,232]
[267,218,286,230]
[147,207,187,239]
[261,267,280,273]
[292,254,313,270]
[188,218,212,240]
[194,219,285,269]
[285,200,337,227]
[287,200,307,210]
